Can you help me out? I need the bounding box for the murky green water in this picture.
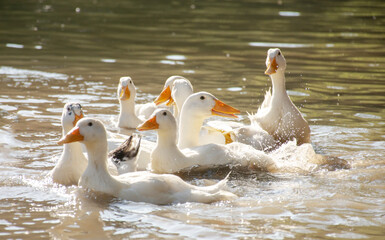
[1,0,384,239]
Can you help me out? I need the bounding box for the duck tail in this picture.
[188,189,237,204]
[196,171,232,194]
[108,134,141,165]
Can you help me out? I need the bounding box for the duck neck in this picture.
[61,128,85,162]
[62,141,85,161]
[119,100,142,127]
[83,139,110,176]
[178,112,204,149]
[270,71,288,102]
[173,104,180,123]
[156,127,179,150]
[152,125,188,173]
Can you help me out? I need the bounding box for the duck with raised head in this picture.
[58,118,236,204]
[137,109,276,174]
[249,48,311,145]
[117,76,146,129]
[50,103,88,186]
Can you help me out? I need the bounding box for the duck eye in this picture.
[130,81,132,84]
[88,122,93,127]
[68,112,72,115]
[200,96,205,100]
[163,112,167,116]
[278,51,281,56]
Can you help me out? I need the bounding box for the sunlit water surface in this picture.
[1,0,384,239]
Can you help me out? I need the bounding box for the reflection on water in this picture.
[1,0,385,239]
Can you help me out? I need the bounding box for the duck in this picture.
[58,117,236,204]
[117,77,145,129]
[249,48,311,145]
[137,109,276,174]
[50,103,88,186]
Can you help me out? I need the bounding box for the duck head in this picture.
[182,92,240,119]
[58,118,107,145]
[137,109,176,132]
[61,102,84,133]
[154,75,190,106]
[118,76,136,102]
[171,79,193,109]
[265,48,287,75]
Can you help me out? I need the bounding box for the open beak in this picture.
[73,112,84,126]
[137,116,159,131]
[265,57,278,75]
[154,86,173,106]
[211,99,240,118]
[119,85,131,100]
[57,127,84,145]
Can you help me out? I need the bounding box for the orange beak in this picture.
[154,86,173,106]
[57,127,84,145]
[211,99,240,118]
[265,57,278,75]
[73,112,84,126]
[137,116,159,131]
[119,85,131,100]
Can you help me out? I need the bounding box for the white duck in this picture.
[117,77,145,129]
[178,92,240,149]
[58,118,236,204]
[50,103,88,186]
[137,109,276,174]
[249,48,311,145]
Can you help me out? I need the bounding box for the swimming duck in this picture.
[249,48,311,145]
[137,109,276,174]
[50,103,88,186]
[58,118,236,204]
[117,77,145,129]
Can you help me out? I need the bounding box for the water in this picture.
[1,0,385,238]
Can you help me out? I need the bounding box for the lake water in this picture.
[1,0,384,239]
